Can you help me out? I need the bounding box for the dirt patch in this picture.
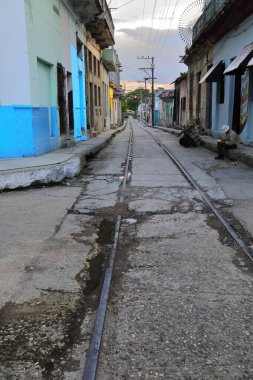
[0,215,118,378]
[0,291,83,378]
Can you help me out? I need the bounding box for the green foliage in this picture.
[122,97,127,113]
[180,72,187,79]
[123,88,150,113]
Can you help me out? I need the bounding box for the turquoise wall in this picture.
[0,0,90,157]
[71,46,87,142]
[0,104,58,158]
[0,106,34,157]
[167,100,174,126]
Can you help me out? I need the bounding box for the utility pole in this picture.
[138,56,156,127]
[151,57,155,128]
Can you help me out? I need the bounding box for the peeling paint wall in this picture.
[186,48,213,129]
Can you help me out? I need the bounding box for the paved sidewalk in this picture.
[0,125,126,191]
[155,125,253,169]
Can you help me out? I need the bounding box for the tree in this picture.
[180,72,187,79]
[123,88,150,113]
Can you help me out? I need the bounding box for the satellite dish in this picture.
[179,0,205,49]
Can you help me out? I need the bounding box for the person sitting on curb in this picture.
[215,125,239,160]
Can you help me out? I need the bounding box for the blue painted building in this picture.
[0,0,114,158]
[211,17,253,144]
[184,0,253,145]
[154,88,165,126]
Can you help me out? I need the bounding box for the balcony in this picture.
[87,0,115,48]
[102,48,117,71]
[69,0,102,22]
[192,0,253,47]
[69,0,115,48]
[114,86,125,97]
[192,0,230,42]
[109,70,122,89]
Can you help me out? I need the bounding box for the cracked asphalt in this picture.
[0,120,253,379]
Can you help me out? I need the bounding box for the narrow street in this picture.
[0,120,253,379]
[2,0,253,378]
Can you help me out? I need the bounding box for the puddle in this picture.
[126,172,132,184]
[76,218,115,307]
[207,212,253,275]
[97,219,115,245]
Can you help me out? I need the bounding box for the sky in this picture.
[109,0,205,91]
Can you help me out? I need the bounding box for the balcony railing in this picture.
[192,0,231,43]
[69,0,102,23]
[98,0,114,39]
[102,48,117,71]
[69,0,114,48]
[109,71,120,87]
[87,0,114,48]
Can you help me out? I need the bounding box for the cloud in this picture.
[114,27,188,84]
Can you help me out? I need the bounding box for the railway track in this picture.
[82,117,253,380]
[135,119,253,262]
[82,121,133,380]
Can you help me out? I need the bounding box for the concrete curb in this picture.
[155,125,253,169]
[200,136,253,168]
[0,124,126,191]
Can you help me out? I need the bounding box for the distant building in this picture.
[172,75,187,128]
[108,52,124,129]
[158,90,174,128]
[154,88,165,125]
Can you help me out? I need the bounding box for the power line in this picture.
[120,61,140,81]
[151,0,168,47]
[152,0,172,52]
[146,0,158,55]
[138,0,146,53]
[156,0,181,60]
[122,68,139,81]
[115,0,136,10]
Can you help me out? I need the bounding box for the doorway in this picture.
[67,72,74,134]
[57,63,68,136]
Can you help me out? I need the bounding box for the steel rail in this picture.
[137,121,253,262]
[82,121,133,380]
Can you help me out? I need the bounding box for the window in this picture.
[196,72,201,118]
[181,97,186,111]
[94,85,97,106]
[76,36,83,58]
[189,73,194,120]
[217,75,225,104]
[93,56,97,76]
[97,59,100,77]
[89,51,92,72]
[98,87,101,106]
